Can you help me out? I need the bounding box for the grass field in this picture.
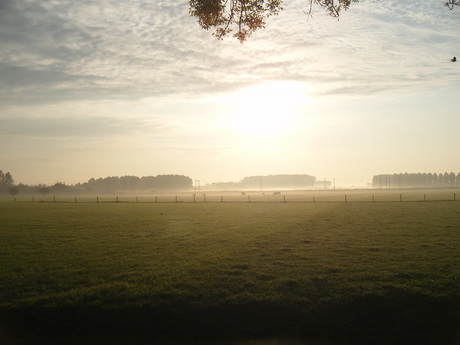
[1,197,460,344]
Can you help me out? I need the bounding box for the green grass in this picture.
[1,201,459,344]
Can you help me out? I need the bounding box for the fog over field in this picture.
[1,0,459,187]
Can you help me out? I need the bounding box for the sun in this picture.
[227,81,308,135]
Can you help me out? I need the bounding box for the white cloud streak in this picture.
[1,0,458,107]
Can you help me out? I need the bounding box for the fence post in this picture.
[313,196,315,203]
[155,196,158,203]
[424,194,426,202]
[400,194,402,202]
[116,196,119,203]
[175,196,178,203]
[248,195,251,203]
[97,196,99,203]
[136,197,138,203]
[221,196,223,203]
[284,195,286,203]
[454,193,456,201]
[372,194,375,202]
[54,196,56,203]
[32,196,35,203]
[345,195,347,203]
[75,196,77,203]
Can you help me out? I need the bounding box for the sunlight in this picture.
[227,81,308,135]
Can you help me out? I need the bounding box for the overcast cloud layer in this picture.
[1,0,459,185]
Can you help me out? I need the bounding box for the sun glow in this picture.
[227,81,308,135]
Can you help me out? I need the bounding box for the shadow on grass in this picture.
[1,292,459,345]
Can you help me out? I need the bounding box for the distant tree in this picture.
[155,175,193,190]
[0,170,14,186]
[120,176,141,191]
[38,186,50,198]
[438,173,444,185]
[0,170,15,193]
[50,182,73,194]
[8,186,19,198]
[427,173,433,185]
[140,176,157,190]
[449,172,456,187]
[444,172,450,186]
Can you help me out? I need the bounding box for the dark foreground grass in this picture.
[0,202,459,344]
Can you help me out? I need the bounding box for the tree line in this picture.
[204,174,316,190]
[372,172,460,189]
[0,171,193,195]
[81,175,193,193]
[240,174,316,189]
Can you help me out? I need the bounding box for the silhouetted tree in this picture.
[190,0,457,42]
[445,0,460,10]
[190,0,358,42]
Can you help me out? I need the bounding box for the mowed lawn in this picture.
[0,201,459,344]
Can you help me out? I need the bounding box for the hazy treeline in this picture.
[205,174,316,190]
[81,175,193,193]
[373,172,460,188]
[0,171,193,195]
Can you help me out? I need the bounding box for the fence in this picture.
[2,190,459,204]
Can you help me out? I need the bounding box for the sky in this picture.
[1,0,459,187]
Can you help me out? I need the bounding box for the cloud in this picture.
[0,0,459,109]
[0,114,170,138]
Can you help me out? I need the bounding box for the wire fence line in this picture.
[3,191,459,204]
